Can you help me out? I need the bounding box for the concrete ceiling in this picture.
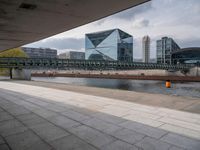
[0,0,149,51]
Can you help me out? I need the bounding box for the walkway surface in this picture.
[0,81,200,150]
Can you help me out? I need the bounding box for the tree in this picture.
[0,47,28,76]
[0,47,28,58]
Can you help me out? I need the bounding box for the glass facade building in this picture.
[156,37,180,64]
[85,29,133,62]
[171,47,200,64]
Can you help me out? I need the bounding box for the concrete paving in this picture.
[12,80,200,114]
[0,81,200,150]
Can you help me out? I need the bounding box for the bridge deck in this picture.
[0,57,195,70]
[0,81,200,150]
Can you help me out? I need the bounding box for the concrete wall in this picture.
[186,67,200,76]
[31,67,200,77]
[12,69,31,80]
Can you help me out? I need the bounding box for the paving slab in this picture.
[30,122,70,142]
[0,81,200,150]
[161,133,200,150]
[0,107,4,112]
[5,130,52,150]
[0,136,5,144]
[160,124,200,140]
[159,117,200,132]
[45,104,67,113]
[61,109,92,122]
[100,140,138,150]
[0,112,14,122]
[124,114,164,127]
[47,115,81,130]
[17,113,48,128]
[91,112,127,124]
[32,108,58,119]
[0,144,10,150]
[169,146,185,150]
[0,119,28,137]
[71,125,116,148]
[110,128,145,145]
[51,135,97,150]
[135,137,171,150]
[0,102,20,110]
[6,107,31,116]
[82,118,122,134]
[119,121,167,139]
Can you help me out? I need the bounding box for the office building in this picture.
[58,51,85,59]
[142,35,150,63]
[85,29,133,62]
[156,37,180,64]
[171,47,200,64]
[22,47,57,58]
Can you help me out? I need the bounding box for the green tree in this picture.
[0,47,28,76]
[0,47,28,58]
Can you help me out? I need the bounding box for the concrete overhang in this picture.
[0,0,150,51]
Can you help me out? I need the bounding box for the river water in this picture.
[32,77,200,98]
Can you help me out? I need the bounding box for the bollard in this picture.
[166,80,171,88]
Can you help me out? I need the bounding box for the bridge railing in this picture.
[0,57,195,70]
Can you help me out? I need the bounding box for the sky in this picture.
[25,0,200,59]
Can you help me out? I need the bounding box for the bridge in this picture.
[0,57,194,70]
[0,57,197,80]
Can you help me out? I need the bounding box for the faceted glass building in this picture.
[156,37,180,64]
[85,29,133,62]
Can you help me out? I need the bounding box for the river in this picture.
[32,77,200,98]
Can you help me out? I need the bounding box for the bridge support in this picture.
[10,68,31,80]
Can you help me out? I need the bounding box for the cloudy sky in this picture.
[25,0,200,59]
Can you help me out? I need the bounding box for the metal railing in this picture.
[0,57,195,70]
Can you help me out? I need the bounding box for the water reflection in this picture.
[32,77,200,98]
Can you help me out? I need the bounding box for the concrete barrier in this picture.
[11,69,31,80]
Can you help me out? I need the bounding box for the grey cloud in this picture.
[94,1,152,25]
[112,1,152,20]
[140,19,149,27]
[177,38,200,48]
[133,19,150,28]
[25,38,85,51]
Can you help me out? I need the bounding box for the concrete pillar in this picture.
[187,67,200,76]
[11,68,31,80]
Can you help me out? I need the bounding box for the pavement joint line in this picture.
[0,90,103,149]
[0,104,56,150]
[1,82,200,149]
[158,130,170,140]
[159,122,200,136]
[9,93,132,147]
[0,92,173,149]
[0,88,159,149]
[0,135,12,150]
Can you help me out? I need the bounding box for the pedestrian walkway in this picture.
[0,81,200,150]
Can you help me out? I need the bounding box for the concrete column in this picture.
[187,67,200,76]
[11,68,31,80]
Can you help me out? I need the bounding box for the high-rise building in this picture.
[22,47,57,58]
[156,37,180,64]
[58,51,85,60]
[85,29,133,62]
[142,36,150,63]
